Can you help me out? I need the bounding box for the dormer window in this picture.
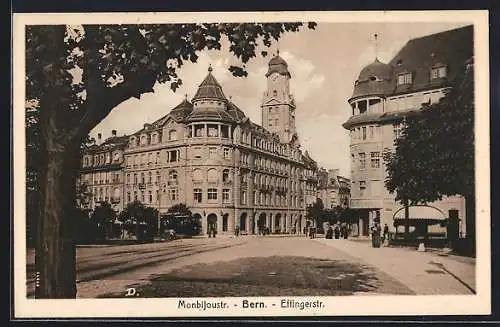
[397,72,412,85]
[431,64,447,80]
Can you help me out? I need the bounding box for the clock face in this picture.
[271,73,279,82]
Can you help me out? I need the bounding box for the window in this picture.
[362,127,367,140]
[431,65,447,79]
[221,125,229,138]
[207,125,219,137]
[149,191,153,203]
[127,173,131,184]
[168,130,177,141]
[273,90,277,96]
[133,173,137,184]
[359,153,366,169]
[371,152,380,168]
[223,189,230,202]
[254,191,258,205]
[208,147,217,159]
[192,169,202,182]
[359,181,366,196]
[194,188,202,203]
[397,72,412,85]
[223,147,230,159]
[207,188,218,200]
[241,190,247,205]
[358,100,367,114]
[168,150,179,162]
[194,125,205,137]
[168,189,178,201]
[168,170,178,186]
[156,171,160,185]
[127,192,131,203]
[369,126,374,139]
[155,152,160,164]
[207,169,218,183]
[148,171,152,184]
[140,173,145,184]
[222,169,230,183]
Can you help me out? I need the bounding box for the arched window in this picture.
[207,168,218,183]
[222,169,230,183]
[168,170,178,186]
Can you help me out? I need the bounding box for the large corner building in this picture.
[80,54,320,236]
[343,25,473,237]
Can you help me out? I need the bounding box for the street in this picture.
[26,236,475,298]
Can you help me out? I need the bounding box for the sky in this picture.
[90,22,471,177]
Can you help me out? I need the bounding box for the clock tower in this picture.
[261,51,297,143]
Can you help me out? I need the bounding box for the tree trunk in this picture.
[35,136,80,298]
[404,200,410,237]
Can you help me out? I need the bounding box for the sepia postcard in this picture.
[13,10,490,318]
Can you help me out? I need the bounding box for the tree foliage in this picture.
[119,200,158,240]
[383,60,474,204]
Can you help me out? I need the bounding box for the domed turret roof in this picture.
[265,51,291,78]
[358,58,392,81]
[350,58,393,99]
[192,65,227,102]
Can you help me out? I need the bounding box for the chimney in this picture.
[97,133,102,144]
[112,130,117,137]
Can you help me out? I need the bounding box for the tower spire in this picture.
[208,64,213,73]
[374,33,379,61]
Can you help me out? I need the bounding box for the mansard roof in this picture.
[349,25,473,100]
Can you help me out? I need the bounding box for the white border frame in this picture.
[12,10,491,318]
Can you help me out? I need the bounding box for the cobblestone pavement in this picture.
[314,238,476,295]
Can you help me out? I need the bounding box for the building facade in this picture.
[79,131,128,213]
[81,54,321,236]
[343,25,472,237]
[317,168,351,210]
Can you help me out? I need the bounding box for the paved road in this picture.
[25,236,473,298]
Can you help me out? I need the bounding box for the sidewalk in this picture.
[315,238,476,295]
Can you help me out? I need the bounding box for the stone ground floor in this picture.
[189,207,310,236]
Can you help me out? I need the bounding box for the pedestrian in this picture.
[382,223,389,243]
[343,224,349,239]
[334,224,340,239]
[326,226,333,239]
[371,223,381,248]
